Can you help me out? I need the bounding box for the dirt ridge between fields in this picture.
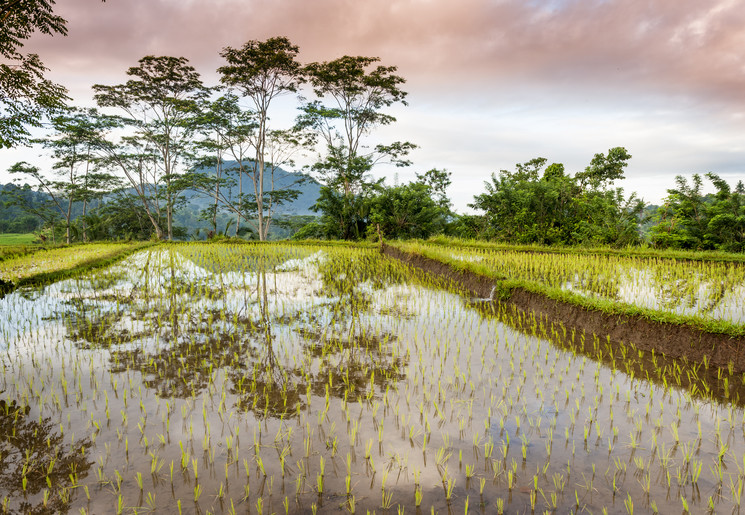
[381,243,745,373]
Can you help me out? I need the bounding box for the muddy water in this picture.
[0,245,743,514]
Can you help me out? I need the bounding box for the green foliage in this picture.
[649,173,745,252]
[0,182,47,233]
[0,0,71,147]
[369,173,451,240]
[470,147,644,247]
[93,55,210,240]
[445,214,489,240]
[85,193,160,241]
[312,182,380,240]
[301,55,415,240]
[217,37,306,240]
[291,220,326,240]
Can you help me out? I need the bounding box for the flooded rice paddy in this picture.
[412,242,745,326]
[1,243,744,514]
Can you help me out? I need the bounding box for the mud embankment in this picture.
[382,243,745,373]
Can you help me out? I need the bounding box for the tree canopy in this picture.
[470,148,644,247]
[0,0,109,148]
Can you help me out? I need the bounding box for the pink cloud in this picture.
[18,0,744,108]
[6,0,744,209]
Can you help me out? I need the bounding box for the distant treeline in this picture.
[458,155,744,253]
[5,156,744,252]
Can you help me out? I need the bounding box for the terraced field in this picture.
[1,242,743,514]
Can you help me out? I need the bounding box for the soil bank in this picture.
[381,243,745,373]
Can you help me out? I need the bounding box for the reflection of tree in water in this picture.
[229,263,408,416]
[108,271,268,399]
[300,329,406,399]
[109,326,262,399]
[65,249,410,419]
[296,253,408,399]
[228,271,308,418]
[0,397,93,515]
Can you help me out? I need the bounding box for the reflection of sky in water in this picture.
[0,248,380,350]
[562,265,745,324]
[2,245,745,514]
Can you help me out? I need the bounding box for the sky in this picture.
[3,0,745,212]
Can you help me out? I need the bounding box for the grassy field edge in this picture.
[389,240,745,337]
[421,235,745,264]
[7,241,159,292]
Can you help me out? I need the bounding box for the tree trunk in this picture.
[167,198,173,241]
[213,153,220,234]
[66,198,72,245]
[256,145,266,241]
[236,162,242,237]
[82,198,88,243]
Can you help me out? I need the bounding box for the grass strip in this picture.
[3,242,157,292]
[175,238,377,249]
[0,243,69,263]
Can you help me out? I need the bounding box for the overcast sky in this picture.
[3,0,745,211]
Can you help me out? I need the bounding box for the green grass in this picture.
[0,233,40,245]
[0,241,158,289]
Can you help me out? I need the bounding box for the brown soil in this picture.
[382,243,745,373]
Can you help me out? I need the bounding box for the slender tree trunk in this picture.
[66,165,73,244]
[65,198,72,244]
[256,140,266,241]
[83,198,88,242]
[213,150,220,234]
[82,148,90,242]
[236,159,242,237]
[167,192,173,241]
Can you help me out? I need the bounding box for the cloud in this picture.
[6,0,744,209]
[22,0,745,106]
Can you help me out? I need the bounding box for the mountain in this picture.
[0,162,322,239]
[184,161,321,217]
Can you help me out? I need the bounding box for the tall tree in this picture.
[0,0,70,147]
[218,37,304,240]
[35,109,118,243]
[301,55,415,239]
[93,55,209,240]
[7,110,106,243]
[187,93,309,239]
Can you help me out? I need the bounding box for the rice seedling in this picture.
[392,239,745,330]
[0,241,742,513]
